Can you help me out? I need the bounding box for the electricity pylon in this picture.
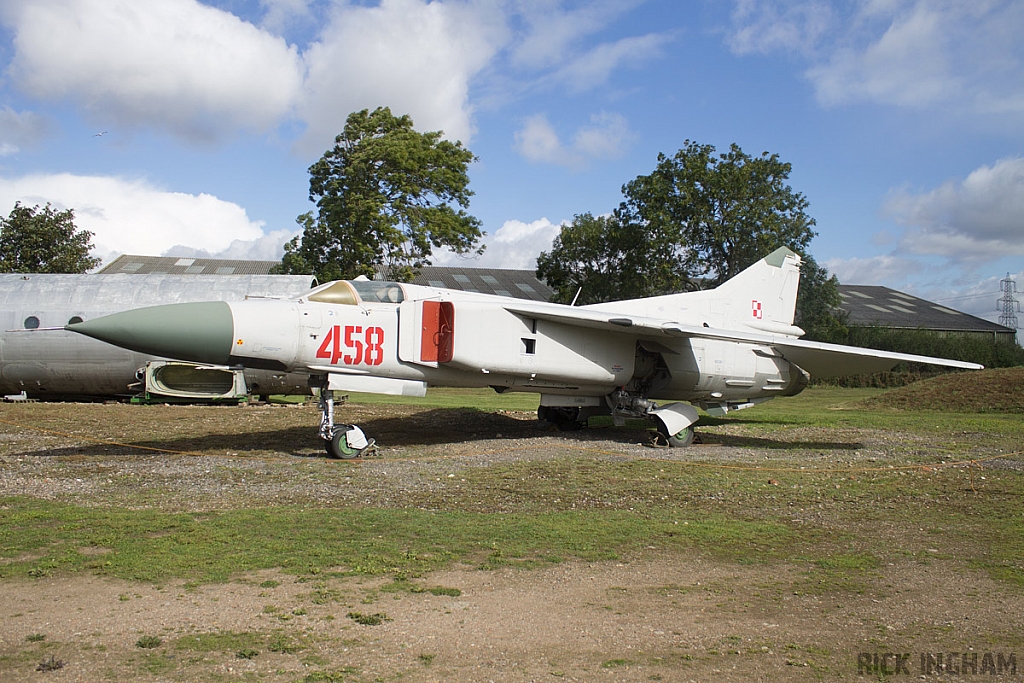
[998,273,1020,329]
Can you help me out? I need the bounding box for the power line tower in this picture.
[997,273,1020,329]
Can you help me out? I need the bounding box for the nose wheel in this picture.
[326,424,376,459]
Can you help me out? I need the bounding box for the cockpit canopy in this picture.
[306,280,406,305]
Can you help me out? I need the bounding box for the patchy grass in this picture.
[861,367,1024,414]
[347,611,391,626]
[2,379,1023,683]
[1,386,1022,594]
[135,635,162,649]
[35,655,64,672]
[0,494,795,583]
[346,386,540,411]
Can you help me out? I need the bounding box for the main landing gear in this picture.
[317,384,377,459]
[653,420,696,447]
[539,391,701,447]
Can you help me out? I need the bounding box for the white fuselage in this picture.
[226,280,806,406]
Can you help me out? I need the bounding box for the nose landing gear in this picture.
[316,382,377,459]
[327,423,376,459]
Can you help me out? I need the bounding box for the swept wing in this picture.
[499,300,982,378]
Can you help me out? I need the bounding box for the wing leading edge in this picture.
[499,300,983,378]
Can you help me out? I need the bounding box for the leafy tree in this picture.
[0,202,100,273]
[794,254,846,341]
[276,107,483,282]
[617,140,817,286]
[538,140,845,338]
[537,212,690,306]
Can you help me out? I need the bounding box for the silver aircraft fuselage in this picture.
[1,273,315,398]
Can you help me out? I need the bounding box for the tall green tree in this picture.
[537,140,844,338]
[794,254,847,341]
[618,140,817,286]
[0,202,100,273]
[276,107,483,282]
[537,212,691,306]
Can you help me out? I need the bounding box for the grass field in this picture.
[1,386,1022,585]
[1,384,1023,681]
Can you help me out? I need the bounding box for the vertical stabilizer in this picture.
[585,247,805,336]
[713,247,803,335]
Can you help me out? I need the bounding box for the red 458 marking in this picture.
[316,325,385,365]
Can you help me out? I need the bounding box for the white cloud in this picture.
[727,0,835,56]
[507,0,669,94]
[514,112,635,167]
[259,0,313,34]
[509,0,642,70]
[164,229,296,262]
[912,271,1024,332]
[297,0,506,153]
[884,157,1024,262]
[0,173,268,265]
[807,2,959,108]
[431,216,562,270]
[573,112,635,159]
[0,0,671,152]
[2,0,304,140]
[0,106,50,156]
[549,32,672,93]
[727,0,1024,114]
[514,114,564,164]
[824,253,922,286]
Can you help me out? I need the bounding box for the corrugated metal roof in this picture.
[837,284,1014,334]
[409,267,554,301]
[100,255,287,275]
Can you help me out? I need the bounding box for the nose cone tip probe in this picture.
[65,301,234,366]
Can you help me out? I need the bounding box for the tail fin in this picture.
[712,247,802,335]
[587,246,804,336]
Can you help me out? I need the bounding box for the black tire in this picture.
[656,419,695,447]
[539,406,584,431]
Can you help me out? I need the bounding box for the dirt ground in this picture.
[7,557,1024,683]
[2,400,1023,682]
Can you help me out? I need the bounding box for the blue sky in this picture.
[0,0,1022,330]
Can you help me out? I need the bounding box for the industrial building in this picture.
[836,285,1015,343]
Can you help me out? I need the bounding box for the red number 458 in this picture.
[316,325,384,365]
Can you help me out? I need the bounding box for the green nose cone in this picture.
[66,301,234,366]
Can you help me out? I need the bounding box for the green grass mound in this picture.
[861,366,1024,413]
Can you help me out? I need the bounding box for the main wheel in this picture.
[656,419,695,447]
[538,406,584,431]
[326,428,361,459]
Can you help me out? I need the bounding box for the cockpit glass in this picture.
[307,281,358,305]
[349,280,405,303]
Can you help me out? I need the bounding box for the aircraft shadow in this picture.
[18,425,319,459]
[16,409,641,459]
[17,408,858,458]
[694,432,863,451]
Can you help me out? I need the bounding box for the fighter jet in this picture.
[65,248,981,458]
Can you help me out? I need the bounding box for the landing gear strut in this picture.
[606,389,700,448]
[317,383,376,459]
